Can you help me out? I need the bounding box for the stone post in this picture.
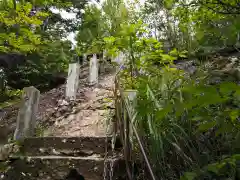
[83,54,87,63]
[123,90,137,116]
[66,63,80,100]
[0,68,5,95]
[14,86,40,140]
[89,54,98,85]
[123,90,137,143]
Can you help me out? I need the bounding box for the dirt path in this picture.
[47,69,115,137]
[1,63,116,139]
[44,63,114,137]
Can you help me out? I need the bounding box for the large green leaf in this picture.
[180,172,197,180]
[197,121,216,132]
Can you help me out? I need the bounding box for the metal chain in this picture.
[103,154,108,180]
[104,112,110,180]
[103,121,109,180]
[109,134,116,180]
[104,105,116,180]
[110,157,114,180]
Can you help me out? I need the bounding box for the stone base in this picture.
[0,136,125,180]
[2,155,125,180]
[18,136,122,157]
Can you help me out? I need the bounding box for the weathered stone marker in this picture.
[83,54,87,64]
[89,54,98,85]
[14,86,40,140]
[99,51,105,73]
[123,90,137,116]
[0,68,6,94]
[100,50,110,73]
[123,90,137,142]
[66,63,80,100]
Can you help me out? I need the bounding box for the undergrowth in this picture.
[104,21,240,180]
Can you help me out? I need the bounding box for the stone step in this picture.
[2,155,126,180]
[19,136,122,157]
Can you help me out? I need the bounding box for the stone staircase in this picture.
[0,60,125,179]
[2,136,125,180]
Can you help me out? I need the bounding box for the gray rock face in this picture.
[175,60,197,75]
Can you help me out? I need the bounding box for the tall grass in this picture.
[126,65,240,179]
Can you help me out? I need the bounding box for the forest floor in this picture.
[0,63,116,139]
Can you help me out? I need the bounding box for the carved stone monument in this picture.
[14,86,40,140]
[89,54,98,85]
[66,63,80,100]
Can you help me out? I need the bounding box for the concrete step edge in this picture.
[9,154,123,161]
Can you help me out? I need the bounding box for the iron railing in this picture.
[114,72,156,180]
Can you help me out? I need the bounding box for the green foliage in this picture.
[1,1,237,180]
[94,2,240,178]
[31,39,72,73]
[5,39,72,91]
[181,154,240,180]
[76,0,138,54]
[143,0,240,55]
[0,1,49,53]
[76,4,106,54]
[0,88,22,103]
[0,0,78,103]
[133,61,240,179]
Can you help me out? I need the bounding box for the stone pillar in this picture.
[123,90,137,144]
[66,63,80,100]
[83,54,87,64]
[0,68,6,95]
[89,54,98,85]
[123,90,137,115]
[14,86,40,140]
[99,51,106,74]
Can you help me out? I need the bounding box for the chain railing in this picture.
[114,72,157,180]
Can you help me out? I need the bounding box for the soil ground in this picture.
[0,63,116,139]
